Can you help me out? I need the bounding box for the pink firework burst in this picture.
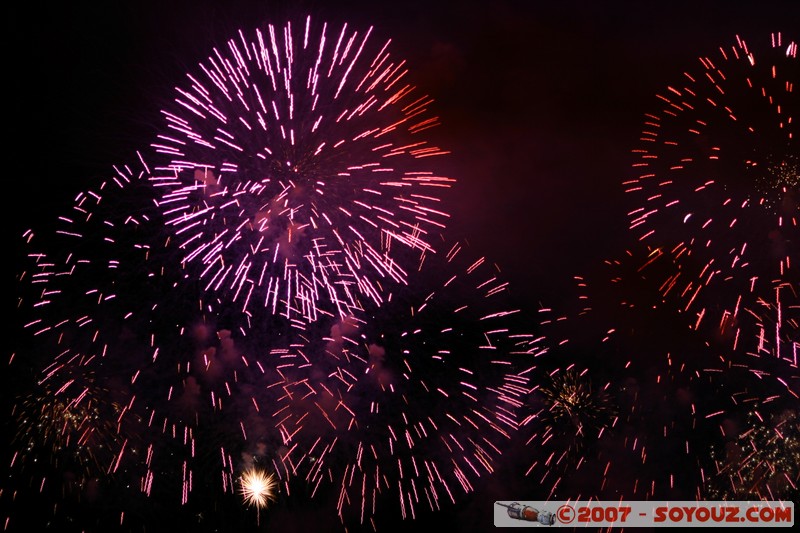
[148,16,455,324]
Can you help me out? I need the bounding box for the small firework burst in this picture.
[538,367,617,451]
[704,405,800,501]
[240,468,278,510]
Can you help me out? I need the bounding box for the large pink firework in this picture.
[148,16,455,324]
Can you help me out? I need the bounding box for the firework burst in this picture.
[240,467,278,510]
[705,407,800,501]
[4,155,243,529]
[536,367,617,458]
[224,239,537,529]
[148,16,455,323]
[625,31,798,337]
[9,354,133,494]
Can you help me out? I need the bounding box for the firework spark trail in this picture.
[625,31,798,338]
[717,278,800,376]
[634,245,799,393]
[148,16,455,324]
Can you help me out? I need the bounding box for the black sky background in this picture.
[5,1,799,531]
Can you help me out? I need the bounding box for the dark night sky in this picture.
[5,1,799,532]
